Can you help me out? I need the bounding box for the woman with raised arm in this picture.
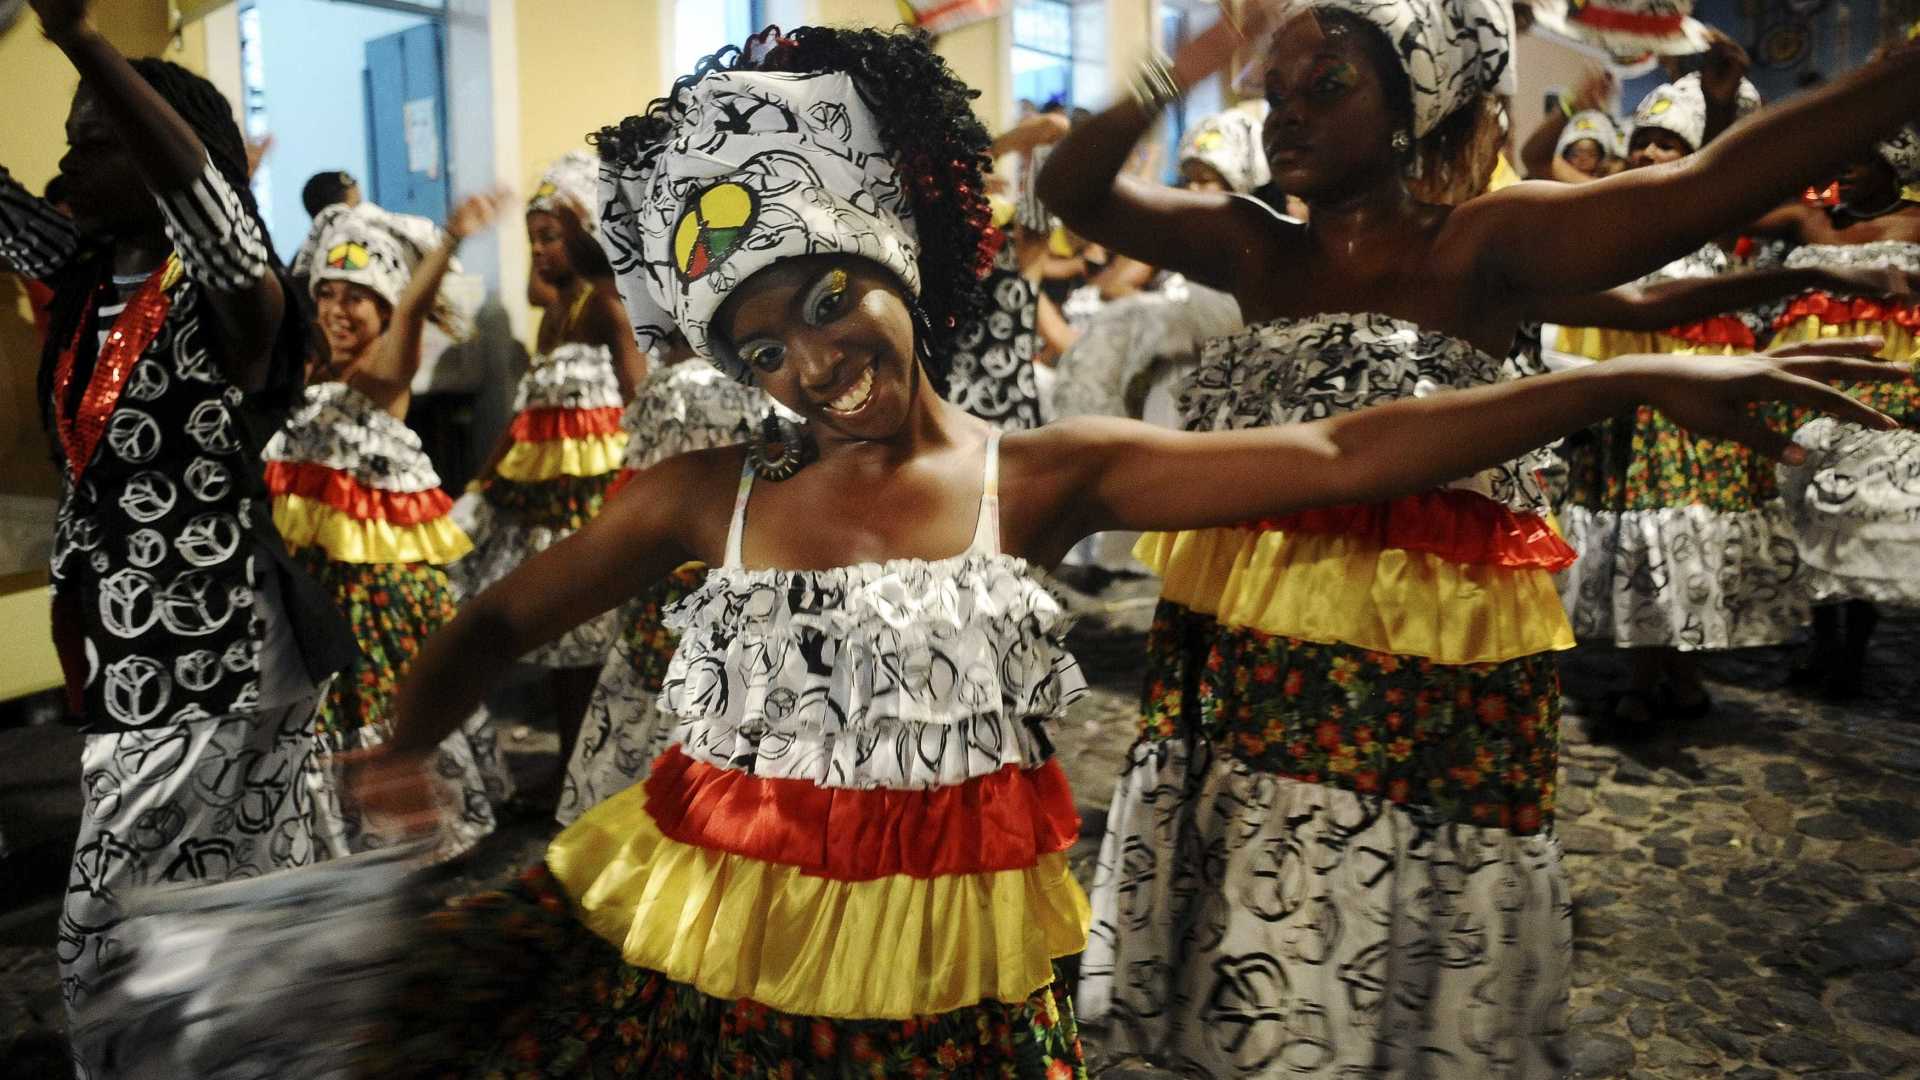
[0,0,353,1066]
[1036,0,1920,1071]
[296,25,1906,1080]
[269,193,516,859]
[454,151,644,810]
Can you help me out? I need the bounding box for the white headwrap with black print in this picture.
[1878,123,1920,187]
[292,201,470,334]
[1629,71,1760,154]
[1556,109,1624,160]
[597,69,920,380]
[1180,103,1273,194]
[1301,0,1517,137]
[528,150,602,235]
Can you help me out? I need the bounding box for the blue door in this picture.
[364,21,449,222]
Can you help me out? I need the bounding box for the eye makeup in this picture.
[804,267,850,326]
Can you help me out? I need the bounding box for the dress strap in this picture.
[722,462,754,569]
[967,430,1003,557]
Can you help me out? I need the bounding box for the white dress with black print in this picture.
[946,248,1045,431]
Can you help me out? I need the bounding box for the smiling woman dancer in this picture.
[273,193,515,859]
[284,24,1915,1079]
[1033,0,1920,1073]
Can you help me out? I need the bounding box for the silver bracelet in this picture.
[1130,51,1182,116]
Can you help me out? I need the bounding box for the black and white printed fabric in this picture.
[70,839,427,1080]
[945,246,1044,430]
[597,69,921,376]
[1879,123,1920,186]
[1247,0,1515,137]
[1779,418,1920,607]
[529,149,603,234]
[1630,71,1761,153]
[1051,276,1244,421]
[61,697,324,1076]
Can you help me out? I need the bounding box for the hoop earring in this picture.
[746,412,816,482]
[1390,129,1412,159]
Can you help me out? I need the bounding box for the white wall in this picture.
[248,0,431,260]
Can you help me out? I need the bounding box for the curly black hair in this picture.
[590,25,998,363]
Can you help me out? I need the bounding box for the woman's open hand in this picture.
[1623,338,1902,463]
[337,743,444,841]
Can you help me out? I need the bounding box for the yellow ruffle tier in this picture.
[272,495,473,565]
[1771,317,1920,366]
[1553,326,1749,363]
[495,433,630,483]
[547,780,1091,1021]
[1136,526,1574,666]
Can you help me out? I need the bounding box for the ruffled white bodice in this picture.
[263,381,441,493]
[516,342,623,412]
[619,362,767,473]
[1784,240,1920,276]
[659,554,1087,790]
[1179,311,1552,512]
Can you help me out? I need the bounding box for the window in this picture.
[1158,1,1225,185]
[675,0,763,78]
[1012,0,1104,112]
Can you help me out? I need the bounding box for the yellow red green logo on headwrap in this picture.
[674,182,759,282]
[326,241,371,271]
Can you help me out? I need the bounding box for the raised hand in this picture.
[1698,27,1754,108]
[1570,68,1615,113]
[338,744,444,841]
[1629,338,1901,463]
[447,188,511,241]
[1192,0,1292,89]
[28,0,90,42]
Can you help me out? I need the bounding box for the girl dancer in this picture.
[274,194,514,858]
[330,25,1897,1080]
[454,151,642,803]
[0,0,351,1067]
[1037,1,1920,1072]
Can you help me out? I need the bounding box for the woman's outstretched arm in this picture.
[1535,264,1911,331]
[1468,45,1920,298]
[1015,340,1899,553]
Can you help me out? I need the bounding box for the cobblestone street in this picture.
[3,578,1918,1078]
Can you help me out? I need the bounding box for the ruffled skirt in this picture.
[1777,418,1920,606]
[1556,401,1809,648]
[291,548,510,861]
[1083,740,1570,1078]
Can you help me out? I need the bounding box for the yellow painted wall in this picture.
[1,5,210,503]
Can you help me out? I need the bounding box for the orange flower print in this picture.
[812,1020,837,1058]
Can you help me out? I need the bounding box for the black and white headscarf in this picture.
[291,201,469,334]
[597,70,920,381]
[1180,103,1273,194]
[1293,0,1518,137]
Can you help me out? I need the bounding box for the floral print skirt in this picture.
[376,864,1089,1079]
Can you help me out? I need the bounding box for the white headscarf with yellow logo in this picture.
[292,201,468,335]
[597,69,921,380]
